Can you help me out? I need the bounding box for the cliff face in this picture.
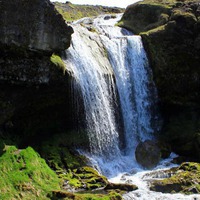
[120,0,200,160]
[0,0,76,148]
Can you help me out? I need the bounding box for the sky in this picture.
[50,0,141,8]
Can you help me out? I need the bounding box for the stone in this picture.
[0,0,73,53]
[150,162,200,194]
[105,182,138,191]
[135,140,161,169]
[0,0,77,148]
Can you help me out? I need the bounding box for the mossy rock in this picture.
[61,166,108,190]
[150,162,200,194]
[0,145,60,199]
[120,0,200,160]
[38,132,89,171]
[119,2,171,34]
[105,182,138,191]
[120,0,200,107]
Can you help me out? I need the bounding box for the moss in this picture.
[51,190,122,200]
[60,166,108,190]
[119,2,171,34]
[0,146,60,199]
[50,54,66,74]
[150,162,200,194]
[38,132,89,171]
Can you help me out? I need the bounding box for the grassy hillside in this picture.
[53,2,124,22]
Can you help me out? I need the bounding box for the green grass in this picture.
[54,2,124,22]
[0,146,60,199]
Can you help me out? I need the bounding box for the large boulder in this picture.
[120,0,200,161]
[0,0,73,52]
[135,140,161,169]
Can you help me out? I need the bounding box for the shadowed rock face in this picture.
[0,0,77,148]
[0,0,73,52]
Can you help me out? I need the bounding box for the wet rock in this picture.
[150,162,200,194]
[105,182,138,191]
[135,140,161,169]
[51,190,75,199]
[156,141,171,159]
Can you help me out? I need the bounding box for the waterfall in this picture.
[95,17,157,155]
[64,24,121,160]
[64,14,158,176]
[63,14,200,200]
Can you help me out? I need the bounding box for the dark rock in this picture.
[156,141,171,159]
[51,190,75,199]
[0,0,73,53]
[135,140,161,169]
[105,182,138,191]
[0,0,82,150]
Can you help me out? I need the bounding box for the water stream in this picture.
[64,14,200,200]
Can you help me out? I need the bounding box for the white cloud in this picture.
[50,0,140,8]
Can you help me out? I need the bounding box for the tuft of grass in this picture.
[50,54,66,74]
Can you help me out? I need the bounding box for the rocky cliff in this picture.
[0,0,73,52]
[120,0,200,161]
[0,0,75,149]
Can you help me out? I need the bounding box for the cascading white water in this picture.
[64,14,157,174]
[64,24,121,160]
[64,14,200,199]
[95,16,157,155]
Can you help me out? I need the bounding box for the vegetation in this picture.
[54,2,124,22]
[0,120,125,199]
[50,54,66,74]
[150,162,200,194]
[0,146,60,199]
[0,144,126,199]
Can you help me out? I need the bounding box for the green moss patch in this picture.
[51,190,123,200]
[150,162,200,194]
[59,166,108,191]
[50,54,66,74]
[0,146,60,199]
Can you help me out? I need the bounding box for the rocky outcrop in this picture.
[0,0,76,149]
[150,162,200,194]
[120,0,200,161]
[0,0,73,52]
[135,140,161,169]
